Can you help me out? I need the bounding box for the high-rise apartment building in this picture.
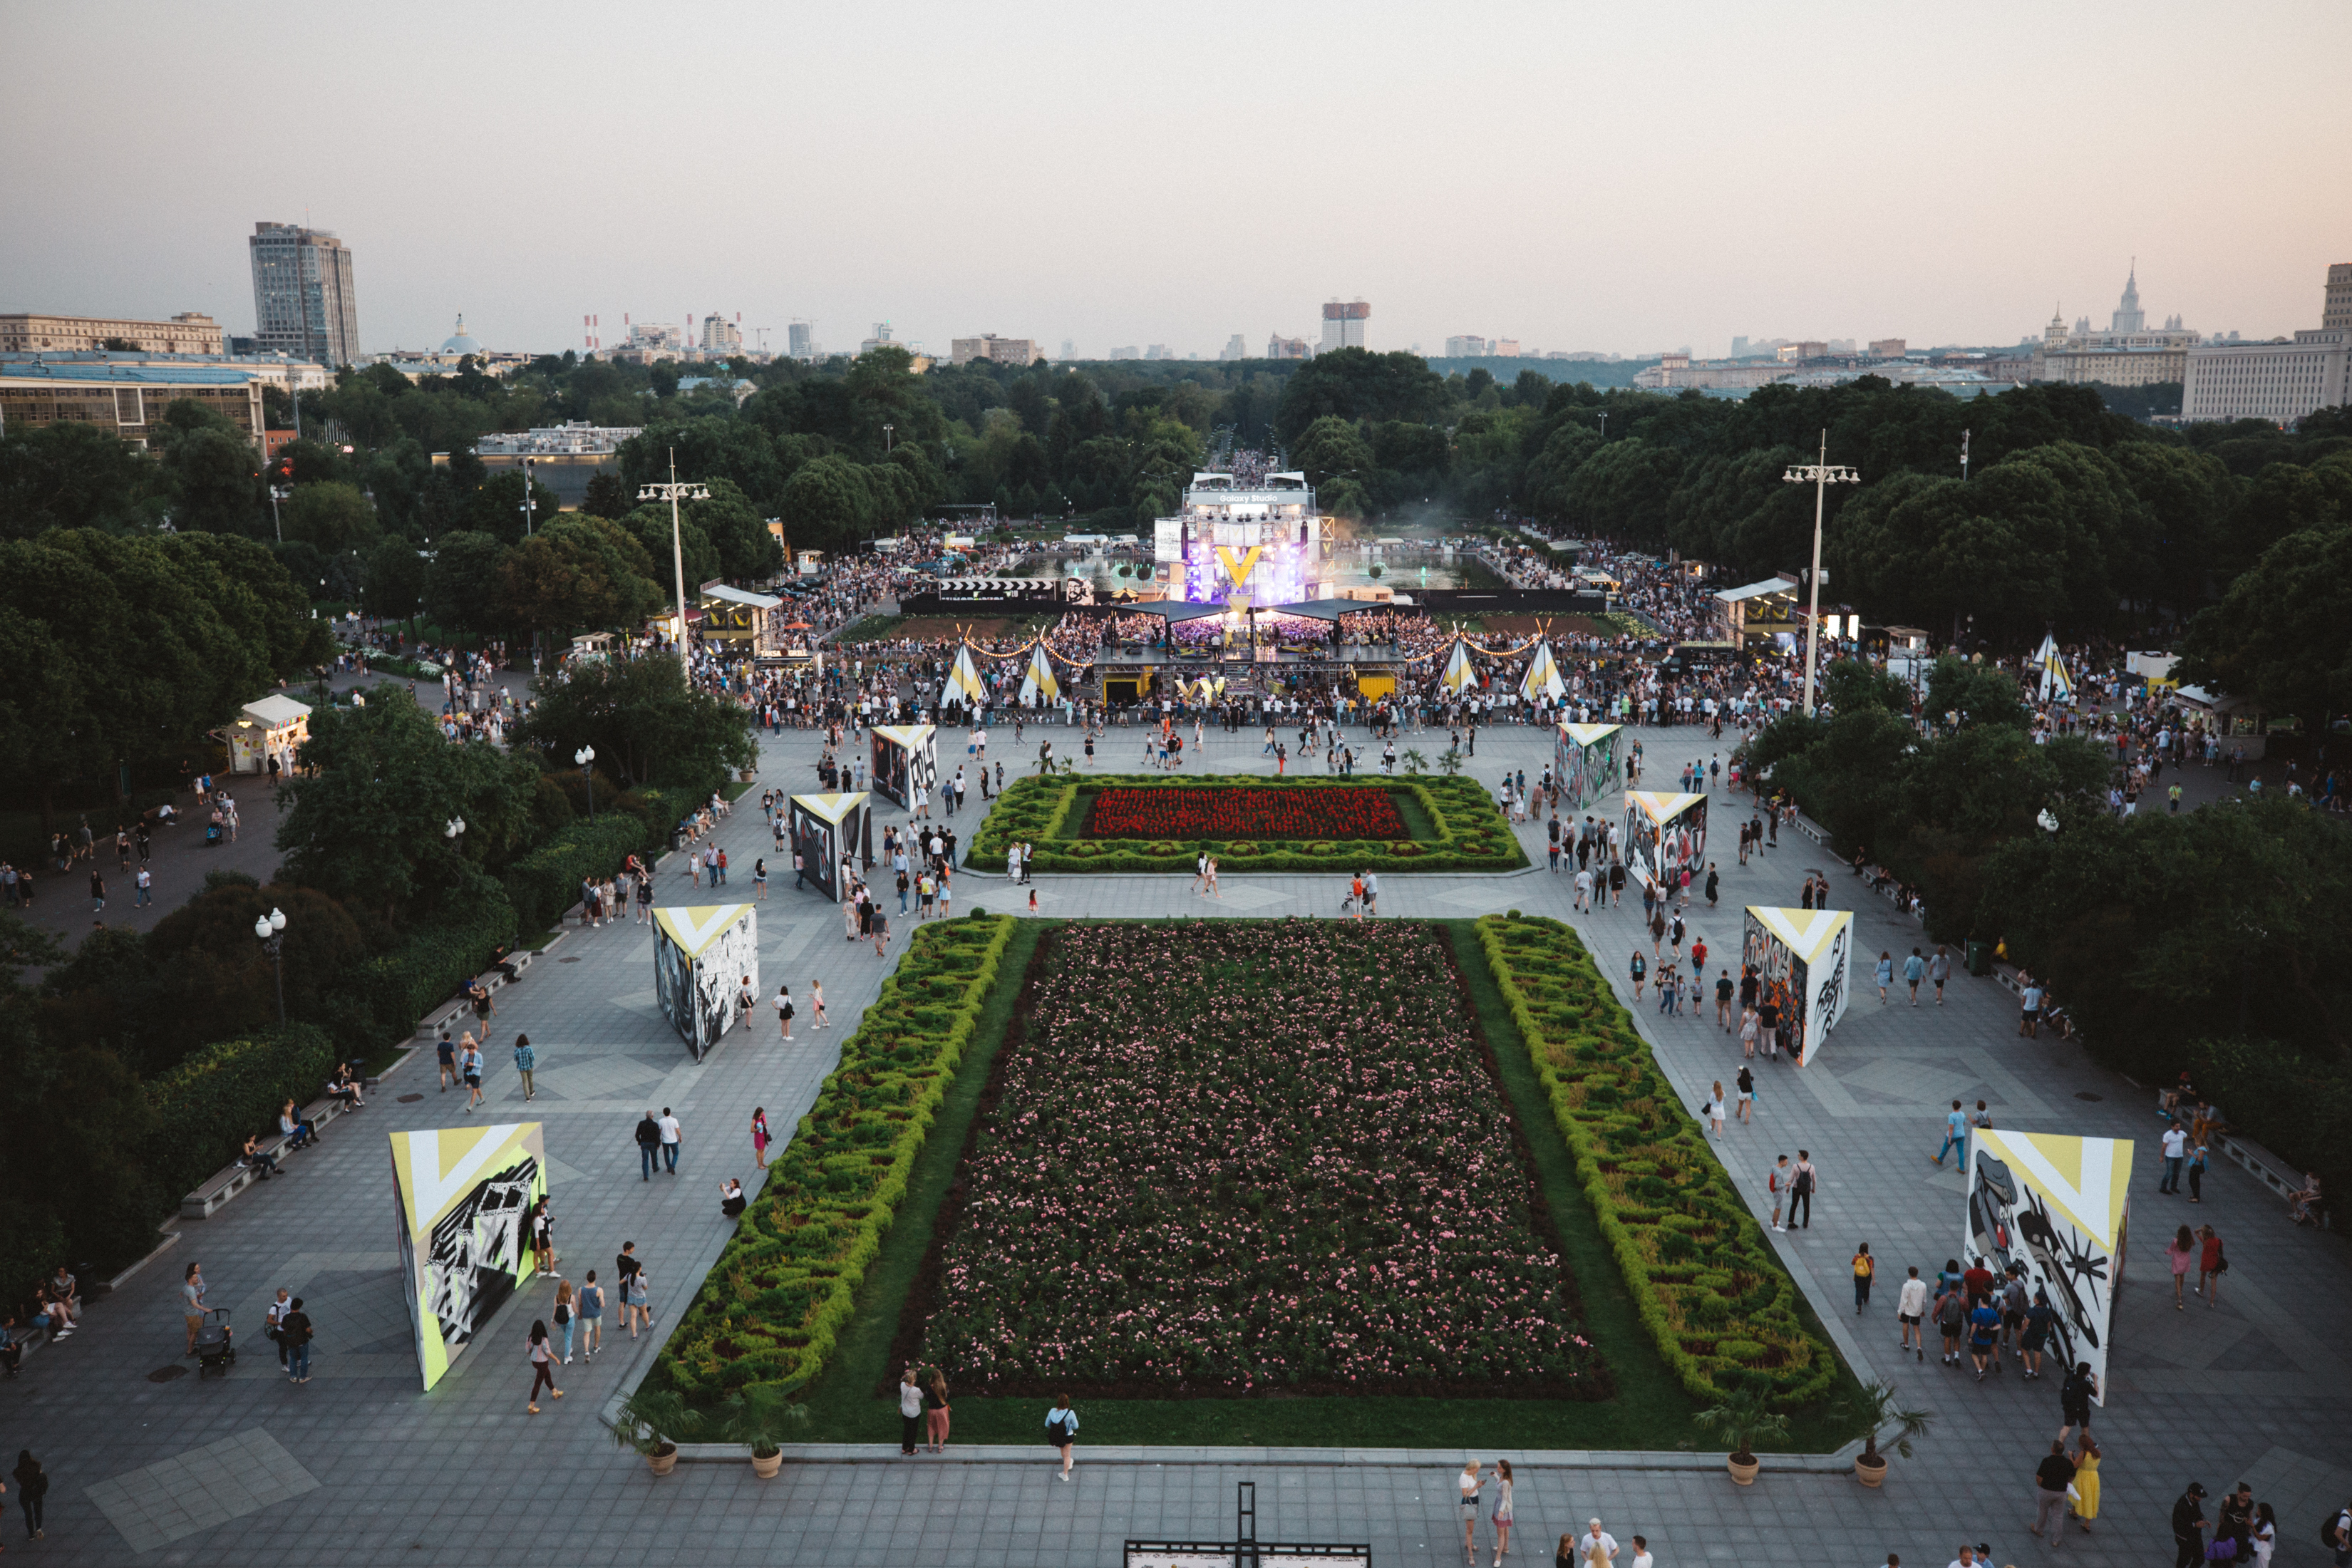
[1444,335,1487,358]
[1868,339,1908,359]
[2181,262,2352,424]
[701,314,743,354]
[1321,299,1368,353]
[248,222,360,366]
[1266,334,1311,360]
[1219,334,1246,361]
[788,321,816,360]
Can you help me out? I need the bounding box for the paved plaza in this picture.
[6,714,2348,1567]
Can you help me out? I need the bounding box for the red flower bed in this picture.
[1083,785,1408,841]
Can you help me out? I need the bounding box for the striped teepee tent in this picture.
[1017,644,1061,706]
[2033,632,2073,702]
[1520,639,1565,701]
[1440,637,1480,696]
[944,644,988,709]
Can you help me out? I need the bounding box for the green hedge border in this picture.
[1475,914,1838,1407]
[964,773,1527,874]
[657,913,1017,1398]
[146,1023,337,1200]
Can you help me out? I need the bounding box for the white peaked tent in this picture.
[1440,638,1480,696]
[944,644,988,709]
[1018,644,1061,706]
[1520,639,1565,702]
[2034,633,2074,702]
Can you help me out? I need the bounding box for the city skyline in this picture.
[5,1,2348,363]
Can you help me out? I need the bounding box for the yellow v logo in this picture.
[1217,545,1264,587]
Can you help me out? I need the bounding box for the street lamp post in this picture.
[253,906,289,1024]
[269,484,292,542]
[638,450,709,655]
[1781,430,1860,717]
[520,455,538,537]
[575,744,596,820]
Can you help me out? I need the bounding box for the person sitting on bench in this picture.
[279,1098,317,1150]
[326,1063,366,1110]
[2291,1173,2323,1226]
[241,1133,280,1181]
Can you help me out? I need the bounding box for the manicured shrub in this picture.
[656,915,1016,1400]
[1475,914,1837,1407]
[498,813,651,932]
[966,774,1525,874]
[357,875,517,1041]
[144,1023,336,1201]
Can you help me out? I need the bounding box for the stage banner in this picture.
[1624,790,1708,894]
[788,792,870,904]
[868,724,938,809]
[1966,1130,2133,1402]
[1740,906,1852,1065]
[390,1122,545,1391]
[653,903,760,1060]
[1555,722,1623,813]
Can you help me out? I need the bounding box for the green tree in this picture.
[511,655,755,795]
[464,469,564,544]
[0,419,165,537]
[1290,416,1375,493]
[365,537,428,620]
[496,515,666,646]
[2175,517,2352,739]
[276,693,540,921]
[281,480,380,552]
[1272,349,1448,444]
[778,454,876,554]
[423,530,513,639]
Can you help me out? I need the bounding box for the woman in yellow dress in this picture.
[2070,1435,2102,1531]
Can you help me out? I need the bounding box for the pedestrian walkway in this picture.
[9,718,2347,1567]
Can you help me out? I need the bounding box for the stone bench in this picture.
[2216,1133,2329,1227]
[179,1095,348,1220]
[416,947,542,1041]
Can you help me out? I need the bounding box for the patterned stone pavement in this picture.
[6,714,2348,1567]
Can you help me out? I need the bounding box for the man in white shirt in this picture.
[1575,1520,1618,1565]
[1362,871,1379,918]
[266,1287,293,1368]
[2160,1123,2188,1194]
[657,1108,683,1175]
[1897,1266,1929,1360]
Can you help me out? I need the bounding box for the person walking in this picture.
[2187,1141,2209,1202]
[1046,1396,1078,1481]
[530,1196,557,1277]
[1875,950,1894,1004]
[11,1450,48,1541]
[1790,1150,1816,1229]
[182,1262,207,1356]
[635,1110,662,1180]
[1735,1062,1755,1124]
[2070,1436,2102,1535]
[552,1278,576,1363]
[512,1033,536,1103]
[2021,1287,2056,1378]
[1703,1082,1726,1138]
[2196,1224,2226,1306]
[811,980,828,1030]
[1934,1100,1968,1167]
[1936,1276,1969,1365]
[1929,944,1951,1004]
[622,1262,651,1339]
[577,1272,604,1361]
[751,1107,772,1169]
[282,1296,313,1383]
[924,1369,951,1453]
[1458,1460,1485,1564]
[526,1320,562,1413]
[2167,1224,2196,1309]
[1904,947,1926,1005]
[775,984,794,1041]
[2058,1361,2098,1445]
[898,1367,924,1455]
[460,1038,485,1112]
[1897,1266,1928,1359]
[658,1108,682,1175]
[2031,1440,2077,1547]
[437,1026,458,1092]
[1490,1459,1516,1567]
[1767,1154,1790,1232]
[1852,1241,1875,1313]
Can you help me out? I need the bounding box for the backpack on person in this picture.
[2204,1536,2237,1562]
[2322,1509,2351,1549]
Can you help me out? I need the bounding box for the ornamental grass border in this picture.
[1475,914,1840,1408]
[964,773,1526,874]
[654,913,1017,1401]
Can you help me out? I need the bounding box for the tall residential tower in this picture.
[248,222,360,366]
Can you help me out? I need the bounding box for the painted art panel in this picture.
[388,1123,545,1391]
[1966,1130,2133,1402]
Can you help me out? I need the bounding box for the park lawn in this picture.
[773,917,1857,1450]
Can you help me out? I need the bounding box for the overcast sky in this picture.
[6,0,2348,362]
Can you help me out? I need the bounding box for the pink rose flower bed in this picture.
[911,919,1606,1397]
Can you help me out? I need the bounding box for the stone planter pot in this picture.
[1727,1452,1760,1486]
[751,1450,783,1479]
[1855,1455,1887,1488]
[646,1443,679,1477]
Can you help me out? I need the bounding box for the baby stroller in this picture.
[193,1307,235,1376]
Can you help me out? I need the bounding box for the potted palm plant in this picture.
[612,1386,696,1477]
[1844,1379,1933,1488]
[1693,1384,1790,1486]
[721,1382,812,1479]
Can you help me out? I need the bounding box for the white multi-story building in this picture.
[1444,335,1487,358]
[700,314,743,354]
[951,334,1041,366]
[249,222,361,366]
[1321,299,1368,353]
[1219,334,1246,361]
[787,321,816,360]
[2180,264,2352,423]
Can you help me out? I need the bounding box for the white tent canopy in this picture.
[2034,633,2074,702]
[1017,644,1061,706]
[944,646,987,708]
[1520,639,1565,702]
[1440,639,1480,695]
